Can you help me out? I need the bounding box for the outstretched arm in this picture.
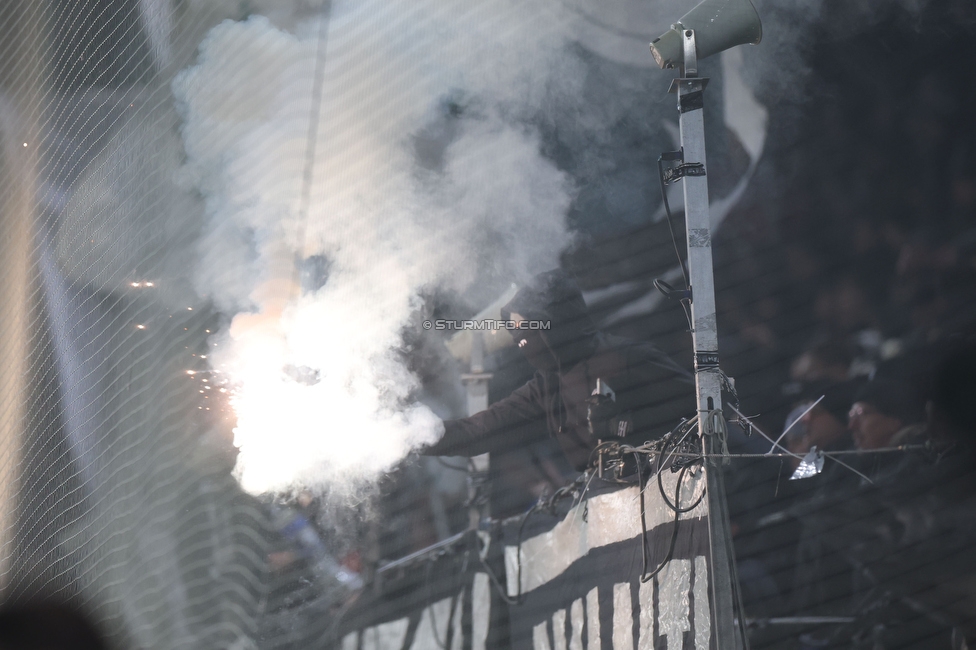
[423,375,550,457]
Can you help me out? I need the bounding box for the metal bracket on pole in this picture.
[663,162,706,184]
[670,28,743,649]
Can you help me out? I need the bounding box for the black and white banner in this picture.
[339,471,713,650]
[502,473,712,650]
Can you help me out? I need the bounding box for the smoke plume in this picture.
[173,0,576,493]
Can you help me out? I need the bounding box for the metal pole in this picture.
[460,331,492,526]
[673,29,740,649]
[461,331,494,650]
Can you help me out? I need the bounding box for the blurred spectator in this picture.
[786,360,976,647]
[790,339,855,384]
[848,219,900,303]
[790,339,854,382]
[813,275,879,338]
[783,380,859,467]
[848,379,926,451]
[896,230,958,279]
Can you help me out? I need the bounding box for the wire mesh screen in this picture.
[0,1,727,646]
[2,2,283,648]
[0,1,611,647]
[2,1,976,649]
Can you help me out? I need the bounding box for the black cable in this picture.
[479,472,594,606]
[424,558,450,650]
[479,549,519,606]
[660,433,747,647]
[657,156,696,333]
[729,545,752,650]
[679,298,694,334]
[657,421,695,469]
[658,464,706,514]
[586,418,696,476]
[658,156,690,290]
[636,419,711,582]
[477,506,534,606]
[424,538,471,649]
[639,458,685,583]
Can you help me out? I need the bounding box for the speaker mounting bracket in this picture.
[667,77,709,94]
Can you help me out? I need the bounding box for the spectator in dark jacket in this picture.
[848,378,927,452]
[424,270,694,471]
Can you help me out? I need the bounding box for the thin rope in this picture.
[290,0,332,299]
[766,395,824,454]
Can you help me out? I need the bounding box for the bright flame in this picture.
[214,285,442,493]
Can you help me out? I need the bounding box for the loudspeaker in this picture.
[649,0,762,69]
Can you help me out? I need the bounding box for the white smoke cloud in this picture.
[173,0,576,493]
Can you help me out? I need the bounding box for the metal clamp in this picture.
[663,162,706,184]
[694,351,720,370]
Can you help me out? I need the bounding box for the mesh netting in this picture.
[2,1,976,649]
[1,2,335,647]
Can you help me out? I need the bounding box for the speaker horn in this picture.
[649,0,762,69]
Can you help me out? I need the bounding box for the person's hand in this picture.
[586,393,618,437]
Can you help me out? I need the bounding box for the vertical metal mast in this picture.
[673,29,740,648]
